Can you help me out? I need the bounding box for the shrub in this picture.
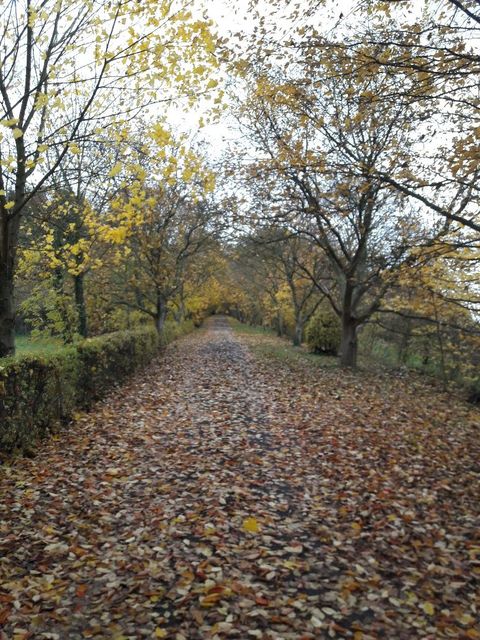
[306,309,341,355]
[0,347,80,454]
[467,378,480,405]
[0,323,193,455]
[76,327,159,406]
[160,320,195,346]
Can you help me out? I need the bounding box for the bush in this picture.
[0,347,80,453]
[160,319,196,346]
[467,378,480,405]
[306,309,341,355]
[76,327,159,406]
[0,323,193,455]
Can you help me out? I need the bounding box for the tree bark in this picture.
[74,272,88,338]
[293,316,304,346]
[339,283,358,367]
[398,319,411,364]
[154,295,168,334]
[276,312,284,337]
[0,214,20,358]
[340,315,358,367]
[52,264,73,344]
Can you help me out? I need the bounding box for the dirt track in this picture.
[1,317,479,639]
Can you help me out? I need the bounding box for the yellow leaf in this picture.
[12,128,23,139]
[108,162,123,178]
[154,628,168,638]
[243,517,260,533]
[35,93,49,109]
[4,201,15,210]
[421,601,435,615]
[0,118,19,127]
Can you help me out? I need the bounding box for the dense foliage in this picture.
[306,309,342,356]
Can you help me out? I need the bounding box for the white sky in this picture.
[165,0,365,157]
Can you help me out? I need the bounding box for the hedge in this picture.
[0,321,194,455]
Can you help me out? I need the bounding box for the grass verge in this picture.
[228,317,338,369]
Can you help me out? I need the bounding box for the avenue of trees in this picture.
[1,0,479,391]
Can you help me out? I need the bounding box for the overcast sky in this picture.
[165,0,361,156]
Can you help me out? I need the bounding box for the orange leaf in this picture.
[0,608,11,625]
[200,592,223,607]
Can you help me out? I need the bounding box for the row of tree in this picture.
[2,0,479,389]
[15,123,225,342]
[218,0,479,370]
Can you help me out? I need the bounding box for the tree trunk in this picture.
[0,214,19,358]
[74,272,88,338]
[340,315,358,367]
[154,295,167,334]
[293,316,303,346]
[276,312,284,337]
[52,265,74,343]
[339,283,358,367]
[177,284,186,324]
[398,320,411,364]
[176,298,186,324]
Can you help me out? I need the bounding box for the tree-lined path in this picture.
[1,317,479,640]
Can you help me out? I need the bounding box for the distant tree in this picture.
[242,229,323,346]
[236,47,440,365]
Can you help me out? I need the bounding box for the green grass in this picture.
[253,341,338,368]
[227,318,275,336]
[14,335,66,357]
[228,318,338,369]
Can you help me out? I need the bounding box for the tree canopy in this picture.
[0,0,478,384]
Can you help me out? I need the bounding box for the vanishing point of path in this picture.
[1,317,479,639]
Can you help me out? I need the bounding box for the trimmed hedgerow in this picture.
[76,327,159,406]
[0,347,80,453]
[0,322,194,455]
[160,319,195,347]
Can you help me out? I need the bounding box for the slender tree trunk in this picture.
[293,315,304,346]
[177,298,186,324]
[339,284,358,367]
[74,272,88,338]
[0,214,20,357]
[177,284,186,324]
[52,265,73,343]
[276,312,284,337]
[433,298,448,391]
[154,295,168,334]
[398,319,411,364]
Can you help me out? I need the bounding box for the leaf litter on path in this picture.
[0,316,479,639]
